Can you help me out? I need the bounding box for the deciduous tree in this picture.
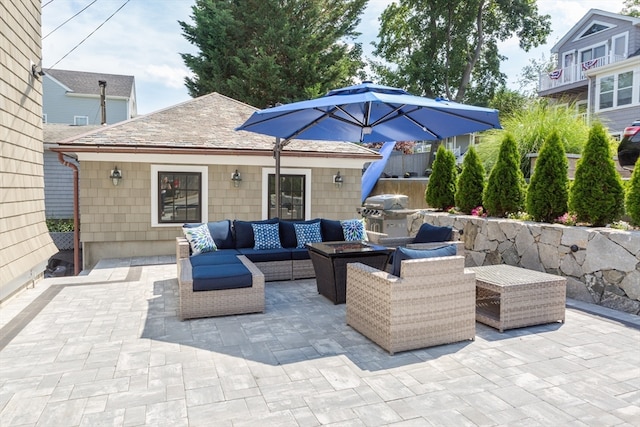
[372,0,550,105]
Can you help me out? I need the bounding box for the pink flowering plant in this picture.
[471,206,487,217]
[555,212,577,226]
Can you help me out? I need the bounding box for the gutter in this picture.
[57,153,80,275]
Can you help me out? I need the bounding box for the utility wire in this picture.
[49,0,131,69]
[43,0,99,40]
[42,0,55,8]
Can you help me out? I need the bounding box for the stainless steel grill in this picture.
[358,194,415,238]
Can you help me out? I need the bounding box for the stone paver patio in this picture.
[1,257,639,426]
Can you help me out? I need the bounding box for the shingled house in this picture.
[53,92,380,270]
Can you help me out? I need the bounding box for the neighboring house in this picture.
[1,0,57,302]
[43,68,137,125]
[538,9,640,137]
[44,124,102,219]
[53,93,381,270]
[42,69,136,219]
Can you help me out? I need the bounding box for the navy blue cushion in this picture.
[189,251,242,267]
[414,223,453,243]
[290,247,311,260]
[392,244,457,277]
[238,247,292,263]
[234,218,278,248]
[279,219,321,248]
[191,263,252,291]
[320,219,344,241]
[207,220,234,249]
[183,220,234,250]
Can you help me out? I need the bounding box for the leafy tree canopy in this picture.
[622,0,640,17]
[179,0,367,107]
[372,0,551,105]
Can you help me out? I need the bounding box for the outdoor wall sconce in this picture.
[31,63,45,79]
[333,171,343,188]
[110,166,122,186]
[231,169,242,187]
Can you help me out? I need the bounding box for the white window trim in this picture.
[575,20,614,41]
[151,164,208,227]
[612,32,628,58]
[73,115,89,126]
[578,41,607,63]
[261,168,312,220]
[595,68,638,112]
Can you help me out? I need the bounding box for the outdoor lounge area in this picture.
[1,256,639,426]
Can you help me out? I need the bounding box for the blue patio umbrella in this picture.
[236,82,501,212]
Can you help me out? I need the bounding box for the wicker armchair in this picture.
[346,255,475,355]
[367,226,464,255]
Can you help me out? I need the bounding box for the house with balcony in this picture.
[538,9,640,137]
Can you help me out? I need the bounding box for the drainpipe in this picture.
[57,152,80,275]
[98,80,107,125]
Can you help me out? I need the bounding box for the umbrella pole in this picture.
[274,137,281,219]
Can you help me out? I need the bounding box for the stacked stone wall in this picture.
[410,212,640,314]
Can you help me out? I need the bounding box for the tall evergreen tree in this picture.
[180,0,367,107]
[455,146,485,214]
[526,131,568,223]
[625,159,640,225]
[483,133,526,217]
[569,123,624,226]
[373,0,551,105]
[626,159,640,226]
[425,145,457,210]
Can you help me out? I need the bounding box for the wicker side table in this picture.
[468,264,566,332]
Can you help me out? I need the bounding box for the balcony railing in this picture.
[538,54,627,92]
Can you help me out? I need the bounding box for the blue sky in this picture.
[41,0,626,115]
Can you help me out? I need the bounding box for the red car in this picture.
[618,120,640,170]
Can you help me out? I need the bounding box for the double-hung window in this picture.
[598,71,634,110]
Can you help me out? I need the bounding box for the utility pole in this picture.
[98,80,107,125]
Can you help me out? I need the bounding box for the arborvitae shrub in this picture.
[455,146,485,214]
[625,158,640,226]
[569,122,624,226]
[425,145,457,210]
[483,133,526,217]
[526,131,569,222]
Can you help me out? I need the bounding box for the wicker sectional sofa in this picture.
[176,218,363,319]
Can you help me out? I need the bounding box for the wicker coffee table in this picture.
[468,264,566,332]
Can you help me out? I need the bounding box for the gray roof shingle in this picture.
[56,92,380,159]
[45,69,135,98]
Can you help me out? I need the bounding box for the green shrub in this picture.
[46,218,74,232]
[569,122,624,226]
[483,133,526,217]
[455,146,485,214]
[476,98,590,176]
[425,145,457,210]
[625,158,640,226]
[526,131,569,222]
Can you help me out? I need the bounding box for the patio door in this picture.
[267,173,306,220]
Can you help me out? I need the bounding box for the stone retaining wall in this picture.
[409,211,640,315]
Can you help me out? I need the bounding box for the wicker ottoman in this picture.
[469,264,566,332]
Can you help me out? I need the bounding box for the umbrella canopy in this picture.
[236,82,502,215]
[237,82,501,143]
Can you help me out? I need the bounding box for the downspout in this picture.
[57,152,80,275]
